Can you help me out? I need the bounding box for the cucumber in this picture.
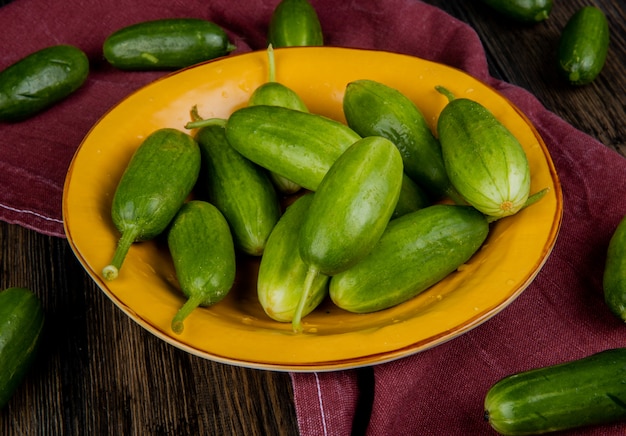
[293,136,403,331]
[248,44,307,194]
[194,120,280,256]
[0,288,45,408]
[224,105,361,191]
[268,0,323,48]
[330,204,489,313]
[477,0,553,23]
[343,79,462,203]
[435,86,531,219]
[604,214,626,321]
[0,45,89,121]
[102,128,201,281]
[257,193,329,323]
[103,18,236,70]
[484,348,626,435]
[557,6,610,86]
[394,174,431,218]
[167,201,236,334]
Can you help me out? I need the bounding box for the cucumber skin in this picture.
[257,193,329,322]
[558,6,610,86]
[299,136,403,276]
[167,201,236,306]
[0,288,45,409]
[329,204,488,313]
[111,128,201,241]
[249,82,308,112]
[485,348,626,435]
[103,18,235,70]
[195,123,280,256]
[478,0,553,23]
[604,215,626,321]
[268,0,323,48]
[0,45,89,121]
[437,96,531,218]
[225,105,361,191]
[343,79,455,202]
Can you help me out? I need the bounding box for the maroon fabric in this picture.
[2,1,626,434]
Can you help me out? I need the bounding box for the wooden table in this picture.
[1,1,624,434]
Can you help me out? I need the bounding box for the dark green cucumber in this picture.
[167,201,236,334]
[485,348,626,435]
[103,18,236,70]
[294,136,403,331]
[478,0,553,23]
[604,214,626,321]
[195,120,280,256]
[394,174,431,218]
[225,105,361,191]
[102,128,201,280]
[558,6,610,85]
[330,204,489,313]
[343,79,462,203]
[257,193,329,323]
[0,288,45,408]
[0,45,89,121]
[268,0,323,48]
[248,44,307,194]
[435,86,531,219]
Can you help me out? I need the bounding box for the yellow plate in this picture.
[63,47,562,372]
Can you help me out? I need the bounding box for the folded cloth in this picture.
[1,1,625,435]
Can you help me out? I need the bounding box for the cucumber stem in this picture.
[292,266,319,333]
[102,227,139,281]
[184,117,227,130]
[267,44,276,83]
[435,85,456,102]
[171,293,204,335]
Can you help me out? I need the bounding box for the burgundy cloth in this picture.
[1,1,625,435]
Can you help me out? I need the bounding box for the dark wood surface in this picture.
[1,1,624,435]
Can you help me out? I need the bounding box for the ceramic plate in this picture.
[63,47,562,372]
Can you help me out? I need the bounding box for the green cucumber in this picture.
[167,201,236,334]
[435,86,531,219]
[224,105,361,191]
[103,18,236,70]
[194,120,280,256]
[293,136,403,331]
[0,287,45,408]
[604,214,626,321]
[343,79,462,203]
[557,6,610,85]
[477,0,553,23]
[394,174,431,218]
[268,0,324,48]
[248,44,307,194]
[330,204,489,313]
[257,193,329,323]
[102,128,201,281]
[0,45,89,121]
[484,348,626,435]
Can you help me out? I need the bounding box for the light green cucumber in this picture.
[257,193,329,323]
[294,136,403,332]
[167,201,236,334]
[343,79,462,203]
[330,204,489,313]
[435,86,532,219]
[195,120,280,256]
[224,105,361,191]
[102,128,201,280]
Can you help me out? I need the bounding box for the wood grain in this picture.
[1,0,624,435]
